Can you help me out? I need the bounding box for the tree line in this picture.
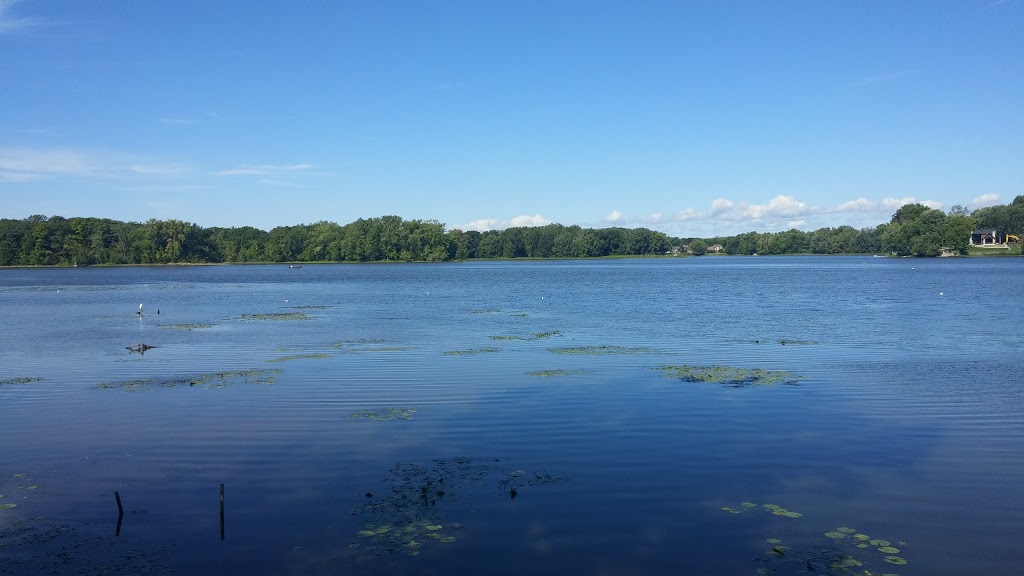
[0,215,673,266]
[689,197,1024,257]
[1,197,1021,266]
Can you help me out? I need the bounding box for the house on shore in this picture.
[970,229,1021,247]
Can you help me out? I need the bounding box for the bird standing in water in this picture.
[137,303,143,315]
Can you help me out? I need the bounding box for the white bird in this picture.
[138,303,144,315]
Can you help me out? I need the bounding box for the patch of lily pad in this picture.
[526,370,588,377]
[285,305,334,309]
[657,365,803,387]
[744,339,820,345]
[95,368,281,391]
[235,312,311,321]
[348,407,417,421]
[349,458,562,558]
[267,353,331,363]
[160,323,215,330]
[0,377,43,386]
[548,345,652,355]
[443,347,501,356]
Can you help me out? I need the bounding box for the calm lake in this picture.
[1,257,1022,575]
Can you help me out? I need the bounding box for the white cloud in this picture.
[606,210,623,223]
[130,163,188,175]
[459,214,552,232]
[835,197,875,213]
[669,208,703,222]
[217,163,314,176]
[787,220,807,229]
[259,178,313,188]
[0,0,39,34]
[970,193,1001,208]
[509,214,552,227]
[707,195,812,221]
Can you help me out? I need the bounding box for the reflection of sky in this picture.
[0,259,1022,574]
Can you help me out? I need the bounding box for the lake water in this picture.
[1,257,1022,575]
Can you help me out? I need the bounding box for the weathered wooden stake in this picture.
[114,490,124,536]
[219,483,225,541]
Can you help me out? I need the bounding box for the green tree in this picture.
[690,239,707,255]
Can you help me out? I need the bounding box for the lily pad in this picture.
[869,539,890,547]
[549,345,651,355]
[236,312,310,321]
[656,365,803,387]
[348,407,417,421]
[836,527,856,534]
[0,503,16,510]
[884,556,908,565]
[0,377,43,386]
[266,353,330,363]
[878,546,901,554]
[96,369,280,391]
[527,370,587,377]
[443,347,501,356]
[160,323,214,331]
[824,531,846,539]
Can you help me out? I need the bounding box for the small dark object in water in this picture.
[436,490,445,497]
[126,343,156,355]
[365,492,373,498]
[509,489,518,500]
[157,310,160,314]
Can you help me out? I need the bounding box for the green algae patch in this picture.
[548,345,652,355]
[348,346,415,353]
[96,368,281,391]
[443,347,501,356]
[0,377,43,386]
[657,365,803,387]
[490,335,527,341]
[348,407,417,421]
[267,353,330,363]
[236,312,311,321]
[160,323,215,331]
[526,370,587,377]
[348,458,562,559]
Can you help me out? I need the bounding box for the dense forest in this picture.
[1,198,1022,266]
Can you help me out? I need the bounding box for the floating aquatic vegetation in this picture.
[490,335,527,341]
[443,347,501,356]
[878,546,900,553]
[533,331,562,339]
[348,407,417,421]
[548,345,652,355]
[0,377,42,386]
[735,515,912,574]
[267,353,330,363]
[236,312,310,321]
[95,368,280,391]
[468,309,502,314]
[720,502,802,518]
[0,503,15,510]
[160,323,215,330]
[743,339,820,345]
[526,370,587,377]
[285,305,334,309]
[347,346,415,353]
[349,458,562,558]
[657,365,803,387]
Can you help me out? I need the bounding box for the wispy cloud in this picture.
[259,178,313,188]
[0,147,191,181]
[459,214,552,232]
[0,0,40,34]
[217,163,315,176]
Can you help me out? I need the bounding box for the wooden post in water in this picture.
[219,483,225,541]
[114,491,124,536]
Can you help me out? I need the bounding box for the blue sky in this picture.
[1,1,1021,236]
